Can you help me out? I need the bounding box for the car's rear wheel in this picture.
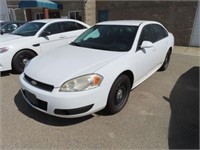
[12,50,36,74]
[159,49,171,71]
[105,74,131,114]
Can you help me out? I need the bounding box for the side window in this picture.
[76,23,86,29]
[62,22,86,32]
[162,26,168,37]
[151,24,168,42]
[138,25,154,47]
[68,11,82,21]
[44,23,63,35]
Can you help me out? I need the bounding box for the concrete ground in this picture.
[173,46,200,56]
[0,47,199,149]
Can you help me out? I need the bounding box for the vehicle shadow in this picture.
[163,66,199,149]
[14,91,93,126]
[0,70,18,77]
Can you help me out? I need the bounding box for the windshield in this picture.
[12,22,45,36]
[71,25,138,52]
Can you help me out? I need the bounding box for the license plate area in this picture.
[23,90,47,111]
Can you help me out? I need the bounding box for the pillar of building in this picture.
[25,9,32,21]
[43,8,49,19]
[84,0,96,25]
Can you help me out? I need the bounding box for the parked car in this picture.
[0,21,26,34]
[0,19,90,73]
[20,20,174,118]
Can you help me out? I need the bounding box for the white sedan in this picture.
[0,19,90,73]
[20,20,174,118]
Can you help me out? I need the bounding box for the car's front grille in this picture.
[22,90,47,111]
[24,74,54,92]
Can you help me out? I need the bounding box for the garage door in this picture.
[191,2,200,47]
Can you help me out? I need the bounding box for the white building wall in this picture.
[0,0,10,21]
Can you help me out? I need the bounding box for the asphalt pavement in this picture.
[0,47,199,149]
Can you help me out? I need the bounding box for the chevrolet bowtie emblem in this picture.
[31,80,37,85]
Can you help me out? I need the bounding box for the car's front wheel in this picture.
[12,50,36,74]
[105,74,131,114]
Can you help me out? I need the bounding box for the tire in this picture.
[105,74,131,115]
[12,50,36,74]
[159,50,171,71]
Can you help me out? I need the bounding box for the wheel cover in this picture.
[19,54,32,68]
[114,83,128,108]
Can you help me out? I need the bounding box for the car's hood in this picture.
[0,34,30,44]
[25,45,125,87]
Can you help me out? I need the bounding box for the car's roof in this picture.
[97,20,158,26]
[31,19,81,23]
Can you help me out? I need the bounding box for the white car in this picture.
[20,20,174,118]
[0,19,90,73]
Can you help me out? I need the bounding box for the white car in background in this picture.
[0,19,90,73]
[20,20,174,118]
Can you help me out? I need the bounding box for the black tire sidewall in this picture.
[12,50,36,73]
[159,50,171,71]
[106,74,131,114]
[164,51,170,68]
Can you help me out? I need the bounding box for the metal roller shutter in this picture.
[191,2,200,47]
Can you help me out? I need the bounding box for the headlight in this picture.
[59,74,103,92]
[0,47,9,53]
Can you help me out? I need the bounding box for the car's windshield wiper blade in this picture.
[12,33,22,36]
[70,42,81,46]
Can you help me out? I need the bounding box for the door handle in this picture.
[33,43,40,47]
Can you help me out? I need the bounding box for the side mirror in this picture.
[40,31,51,37]
[140,41,153,49]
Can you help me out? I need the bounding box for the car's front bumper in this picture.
[19,73,108,118]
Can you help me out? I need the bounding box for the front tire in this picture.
[105,74,131,115]
[12,50,36,74]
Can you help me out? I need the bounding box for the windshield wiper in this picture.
[11,33,22,36]
[70,42,81,47]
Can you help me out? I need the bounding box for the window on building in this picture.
[98,10,108,22]
[68,11,82,21]
[49,12,60,18]
[35,13,44,20]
